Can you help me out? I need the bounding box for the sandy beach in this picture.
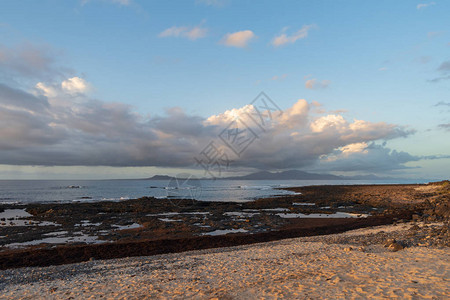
[1,221,449,299]
[1,182,448,298]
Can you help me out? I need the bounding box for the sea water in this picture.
[0,179,425,204]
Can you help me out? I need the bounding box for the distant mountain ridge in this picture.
[146,170,395,181]
[223,170,341,180]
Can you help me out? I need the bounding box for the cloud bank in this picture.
[0,76,419,174]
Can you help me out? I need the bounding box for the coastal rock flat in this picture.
[1,223,448,299]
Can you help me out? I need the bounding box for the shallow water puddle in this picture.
[193,223,211,228]
[201,228,248,236]
[158,218,181,222]
[147,212,211,216]
[4,232,105,249]
[276,212,369,218]
[112,223,142,230]
[261,208,290,212]
[0,209,60,226]
[75,220,102,227]
[292,202,316,206]
[224,212,260,217]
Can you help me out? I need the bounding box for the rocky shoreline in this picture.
[0,181,448,269]
[1,222,448,299]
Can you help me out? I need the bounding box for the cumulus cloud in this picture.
[203,99,416,170]
[417,2,435,10]
[220,30,255,48]
[35,76,90,98]
[1,81,420,172]
[159,24,208,40]
[61,77,90,95]
[316,143,421,172]
[305,78,331,89]
[272,25,316,47]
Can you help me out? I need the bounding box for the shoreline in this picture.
[1,221,448,299]
[1,181,449,270]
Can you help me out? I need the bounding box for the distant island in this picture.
[145,170,405,181]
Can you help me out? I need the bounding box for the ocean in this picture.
[0,179,427,205]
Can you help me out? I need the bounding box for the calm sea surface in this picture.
[0,179,426,204]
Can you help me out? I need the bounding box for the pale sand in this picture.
[1,223,449,299]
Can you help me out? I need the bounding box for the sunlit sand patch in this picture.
[414,185,441,192]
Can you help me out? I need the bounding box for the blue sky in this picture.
[0,0,449,179]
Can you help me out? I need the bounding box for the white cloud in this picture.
[316,143,420,172]
[272,25,316,47]
[305,78,330,89]
[35,77,90,98]
[35,82,58,98]
[220,30,255,48]
[61,77,90,95]
[158,24,208,40]
[310,114,347,133]
[340,142,369,155]
[417,2,435,10]
[1,78,424,173]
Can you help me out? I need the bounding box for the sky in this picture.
[0,0,449,180]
